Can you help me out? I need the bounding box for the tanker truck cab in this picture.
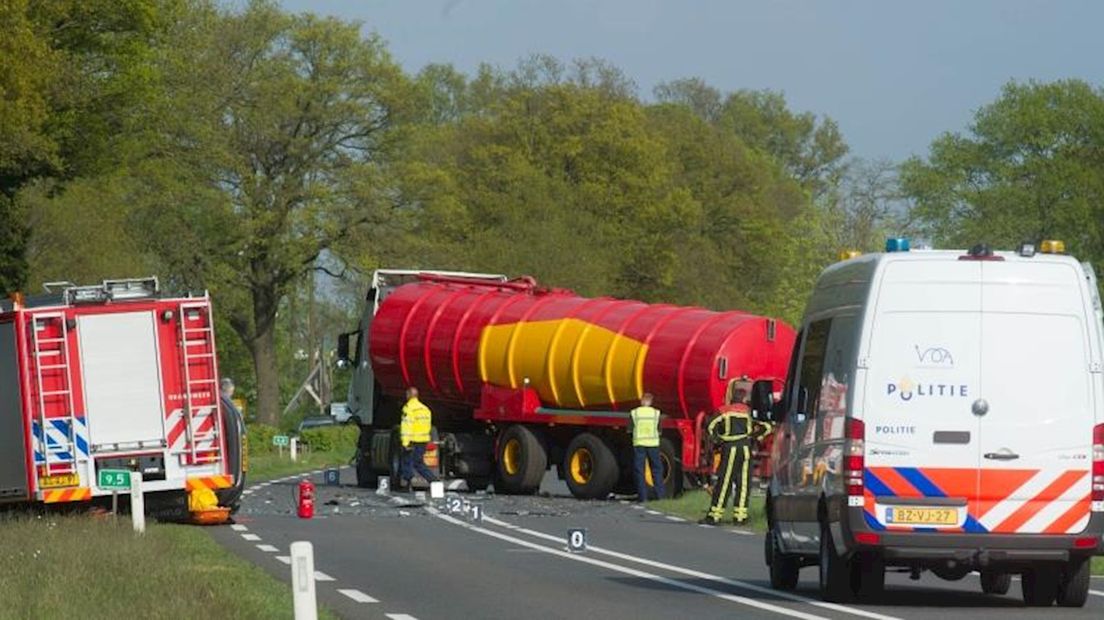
[765,239,1104,607]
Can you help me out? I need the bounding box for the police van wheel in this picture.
[1021,566,1059,607]
[768,528,800,590]
[1055,558,1090,608]
[979,570,1011,595]
[818,522,853,602]
[564,433,618,499]
[495,425,546,495]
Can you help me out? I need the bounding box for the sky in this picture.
[280,0,1104,163]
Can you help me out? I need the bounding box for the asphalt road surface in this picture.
[210,468,1104,620]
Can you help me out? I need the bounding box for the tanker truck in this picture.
[336,269,796,499]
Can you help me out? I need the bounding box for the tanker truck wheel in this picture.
[643,438,683,499]
[495,425,547,494]
[564,433,618,499]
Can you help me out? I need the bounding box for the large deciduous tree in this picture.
[900,79,1104,268]
[136,1,410,424]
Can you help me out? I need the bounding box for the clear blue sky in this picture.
[280,0,1104,162]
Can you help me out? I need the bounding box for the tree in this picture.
[900,80,1104,266]
[133,1,411,425]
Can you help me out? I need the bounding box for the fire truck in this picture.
[0,278,244,518]
[337,269,795,498]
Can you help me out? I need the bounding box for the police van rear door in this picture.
[861,258,983,532]
[974,259,1095,535]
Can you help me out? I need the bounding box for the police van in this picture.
[762,239,1104,607]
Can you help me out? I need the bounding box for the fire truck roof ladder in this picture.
[30,313,79,474]
[179,301,223,465]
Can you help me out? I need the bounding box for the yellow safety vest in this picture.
[401,398,432,446]
[630,406,661,448]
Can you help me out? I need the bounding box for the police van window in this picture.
[795,319,831,420]
[817,315,856,439]
[777,329,804,423]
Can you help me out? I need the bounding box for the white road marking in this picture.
[480,515,901,620]
[385,614,418,620]
[730,529,756,536]
[241,533,261,541]
[256,544,279,552]
[665,516,685,522]
[645,510,661,516]
[338,589,379,603]
[230,524,248,531]
[314,571,335,582]
[1089,589,1104,598]
[429,508,826,620]
[276,556,291,565]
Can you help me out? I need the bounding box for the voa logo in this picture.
[915,345,954,366]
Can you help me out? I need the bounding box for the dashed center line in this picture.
[314,571,335,582]
[241,533,261,541]
[385,614,419,620]
[665,516,685,522]
[256,544,279,552]
[338,589,379,603]
[230,524,248,531]
[275,555,291,565]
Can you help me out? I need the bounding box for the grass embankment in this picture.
[0,514,337,619]
[649,492,1104,575]
[245,423,356,482]
[650,489,768,532]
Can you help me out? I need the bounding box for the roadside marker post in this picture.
[129,472,145,534]
[567,528,587,553]
[290,437,299,462]
[290,541,318,620]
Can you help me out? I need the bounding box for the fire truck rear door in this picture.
[78,311,166,448]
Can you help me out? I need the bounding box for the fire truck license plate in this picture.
[39,473,80,489]
[886,507,957,525]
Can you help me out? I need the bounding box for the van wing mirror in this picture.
[336,332,352,369]
[750,380,774,420]
[796,387,809,420]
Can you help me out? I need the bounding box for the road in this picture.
[210,468,1104,620]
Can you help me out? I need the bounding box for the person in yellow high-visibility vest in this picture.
[400,387,438,490]
[629,393,665,502]
[700,382,773,525]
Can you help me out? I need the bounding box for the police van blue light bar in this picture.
[885,237,910,252]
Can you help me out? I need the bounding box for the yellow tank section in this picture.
[478,318,649,408]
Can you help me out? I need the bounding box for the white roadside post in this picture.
[290,437,299,462]
[290,541,318,620]
[130,472,145,534]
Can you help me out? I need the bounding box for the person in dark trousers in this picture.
[400,386,438,490]
[699,381,773,525]
[629,392,665,502]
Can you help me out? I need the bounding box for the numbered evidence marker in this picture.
[469,503,483,523]
[445,493,463,515]
[376,476,390,495]
[567,528,587,553]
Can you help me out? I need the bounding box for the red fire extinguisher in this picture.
[297,479,315,519]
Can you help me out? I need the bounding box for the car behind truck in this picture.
[0,278,244,519]
[764,239,1104,607]
[338,269,795,499]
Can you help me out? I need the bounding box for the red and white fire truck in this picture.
[0,278,244,518]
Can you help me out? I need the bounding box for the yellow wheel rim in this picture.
[503,438,521,476]
[644,453,670,487]
[569,447,593,484]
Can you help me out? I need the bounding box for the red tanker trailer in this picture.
[337,269,795,499]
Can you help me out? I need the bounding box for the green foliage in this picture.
[901,79,1104,274]
[246,423,281,455]
[298,424,358,453]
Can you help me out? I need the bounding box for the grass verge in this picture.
[0,514,337,619]
[1094,556,1103,575]
[649,489,768,532]
[246,448,353,483]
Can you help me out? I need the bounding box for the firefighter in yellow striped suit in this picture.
[699,382,773,525]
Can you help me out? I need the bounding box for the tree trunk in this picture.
[251,282,281,426]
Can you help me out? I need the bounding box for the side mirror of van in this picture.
[336,332,351,369]
[796,387,809,420]
[750,380,774,420]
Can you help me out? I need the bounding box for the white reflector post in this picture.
[430,480,444,499]
[290,541,318,620]
[290,437,299,462]
[130,472,145,534]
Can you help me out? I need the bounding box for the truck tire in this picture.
[767,527,800,590]
[979,570,1011,595]
[1056,559,1090,607]
[564,433,618,499]
[818,522,852,603]
[851,552,885,599]
[495,425,546,494]
[1021,566,1058,607]
[643,437,683,499]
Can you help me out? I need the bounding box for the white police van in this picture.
[763,239,1104,607]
